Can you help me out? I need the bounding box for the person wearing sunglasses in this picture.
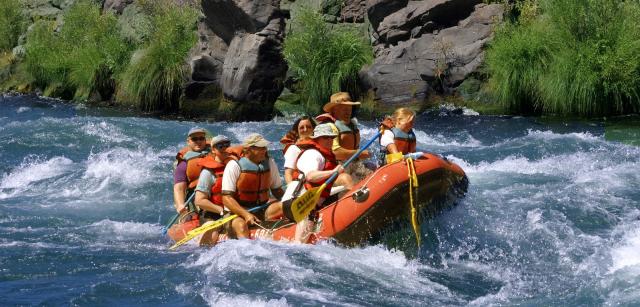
[173,127,211,214]
[193,135,238,246]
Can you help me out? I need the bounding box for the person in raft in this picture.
[193,135,240,245]
[280,115,316,184]
[316,92,371,181]
[173,127,210,214]
[286,123,353,243]
[221,134,285,238]
[378,107,419,165]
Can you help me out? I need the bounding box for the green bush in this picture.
[23,0,132,100]
[283,8,373,113]
[486,0,640,116]
[118,1,198,112]
[0,0,27,52]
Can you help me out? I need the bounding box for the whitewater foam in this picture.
[0,156,74,191]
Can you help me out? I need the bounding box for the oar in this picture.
[169,203,270,250]
[162,192,195,235]
[284,130,383,222]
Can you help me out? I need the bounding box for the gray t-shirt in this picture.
[195,169,216,195]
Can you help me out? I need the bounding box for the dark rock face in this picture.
[201,0,280,44]
[366,0,409,30]
[184,0,287,120]
[362,3,503,105]
[376,0,482,46]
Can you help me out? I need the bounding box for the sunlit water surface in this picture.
[1,95,639,306]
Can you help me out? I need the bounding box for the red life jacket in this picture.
[198,154,237,206]
[234,157,272,207]
[292,139,338,200]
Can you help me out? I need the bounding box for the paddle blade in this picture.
[284,184,326,222]
[169,214,236,250]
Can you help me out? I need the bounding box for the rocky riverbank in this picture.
[1,0,504,120]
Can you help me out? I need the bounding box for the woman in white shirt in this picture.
[280,115,316,183]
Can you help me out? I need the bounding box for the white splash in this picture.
[610,224,640,273]
[82,121,132,143]
[86,219,162,241]
[16,106,31,113]
[0,156,74,190]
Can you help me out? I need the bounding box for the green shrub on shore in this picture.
[283,8,373,113]
[486,0,640,116]
[23,0,132,100]
[0,0,27,52]
[118,1,198,112]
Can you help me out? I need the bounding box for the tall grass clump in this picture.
[119,0,198,112]
[283,8,374,113]
[486,0,640,116]
[0,0,27,52]
[23,0,132,100]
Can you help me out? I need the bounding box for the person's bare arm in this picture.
[333,147,369,161]
[194,190,223,215]
[222,194,259,225]
[173,182,187,213]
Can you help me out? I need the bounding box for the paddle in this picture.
[162,192,195,235]
[283,130,383,222]
[169,203,270,250]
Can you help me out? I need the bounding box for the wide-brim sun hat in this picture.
[322,92,361,113]
[311,123,338,139]
[243,133,270,147]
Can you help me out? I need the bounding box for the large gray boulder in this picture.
[361,3,503,105]
[184,0,287,120]
[366,0,408,30]
[201,0,280,44]
[376,0,482,45]
[221,18,287,120]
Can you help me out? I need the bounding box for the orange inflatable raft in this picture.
[189,153,467,245]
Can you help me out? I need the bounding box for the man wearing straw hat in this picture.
[316,92,371,180]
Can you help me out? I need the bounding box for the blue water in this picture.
[1,95,639,306]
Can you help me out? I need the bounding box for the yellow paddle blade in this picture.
[169,214,237,250]
[289,183,326,222]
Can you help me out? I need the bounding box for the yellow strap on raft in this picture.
[386,152,404,164]
[406,157,421,247]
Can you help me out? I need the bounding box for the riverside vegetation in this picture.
[1,0,198,113]
[1,0,639,118]
[486,0,640,117]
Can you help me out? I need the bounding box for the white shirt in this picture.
[296,149,325,177]
[380,129,395,149]
[283,145,302,169]
[221,158,283,194]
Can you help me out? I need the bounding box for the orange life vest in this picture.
[315,114,360,151]
[280,131,297,155]
[182,145,241,190]
[234,157,272,207]
[391,127,416,154]
[292,139,337,200]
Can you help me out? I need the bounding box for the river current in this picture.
[0,95,639,306]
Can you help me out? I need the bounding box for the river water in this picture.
[1,94,638,306]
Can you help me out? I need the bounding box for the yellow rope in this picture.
[406,157,421,247]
